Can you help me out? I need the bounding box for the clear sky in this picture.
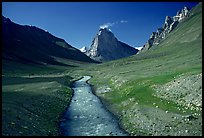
[2,2,199,49]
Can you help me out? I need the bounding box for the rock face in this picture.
[85,28,138,62]
[140,6,190,52]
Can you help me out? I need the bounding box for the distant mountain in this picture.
[85,28,138,62]
[80,46,88,53]
[140,6,190,52]
[135,46,143,51]
[2,16,97,66]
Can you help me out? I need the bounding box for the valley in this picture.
[2,2,202,136]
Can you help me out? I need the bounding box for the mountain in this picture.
[2,16,97,67]
[80,46,88,53]
[85,28,138,62]
[140,6,190,52]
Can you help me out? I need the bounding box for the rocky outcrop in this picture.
[140,6,190,52]
[85,28,138,62]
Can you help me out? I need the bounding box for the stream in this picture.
[60,76,128,136]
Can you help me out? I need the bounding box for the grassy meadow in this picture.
[2,59,87,136]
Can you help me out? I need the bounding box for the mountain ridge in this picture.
[2,16,97,67]
[140,6,191,53]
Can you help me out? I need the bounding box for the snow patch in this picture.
[80,46,88,53]
[135,46,143,51]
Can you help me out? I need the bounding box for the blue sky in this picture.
[2,2,198,49]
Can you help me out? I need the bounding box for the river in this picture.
[60,76,128,136]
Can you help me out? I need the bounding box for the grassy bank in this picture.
[2,62,79,136]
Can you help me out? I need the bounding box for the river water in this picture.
[60,76,128,136]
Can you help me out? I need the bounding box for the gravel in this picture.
[120,73,202,136]
[153,73,202,111]
[121,102,202,136]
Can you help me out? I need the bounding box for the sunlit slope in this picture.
[74,3,202,136]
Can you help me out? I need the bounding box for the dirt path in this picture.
[60,76,128,136]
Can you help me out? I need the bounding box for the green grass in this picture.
[2,60,67,76]
[106,76,196,114]
[2,64,75,136]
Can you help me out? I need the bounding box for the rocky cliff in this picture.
[140,6,190,52]
[85,28,138,62]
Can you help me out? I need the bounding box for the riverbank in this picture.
[2,74,74,136]
[88,73,202,136]
[89,83,129,135]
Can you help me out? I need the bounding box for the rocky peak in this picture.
[183,6,190,15]
[173,6,190,22]
[164,16,173,29]
[85,28,138,62]
[140,6,190,53]
[99,27,110,33]
[98,28,115,40]
[150,32,156,39]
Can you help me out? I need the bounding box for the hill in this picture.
[2,16,97,68]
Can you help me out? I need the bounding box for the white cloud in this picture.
[99,20,128,29]
[100,22,114,29]
[120,20,128,23]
